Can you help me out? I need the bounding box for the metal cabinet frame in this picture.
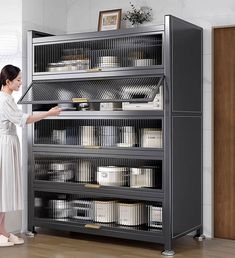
[22,15,203,255]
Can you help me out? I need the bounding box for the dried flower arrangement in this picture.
[123,2,152,26]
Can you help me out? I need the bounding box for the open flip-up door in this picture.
[18,75,164,105]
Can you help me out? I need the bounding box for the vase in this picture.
[131,24,141,28]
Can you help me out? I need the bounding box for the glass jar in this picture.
[47,63,58,72]
[71,60,78,71]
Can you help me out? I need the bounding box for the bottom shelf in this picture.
[32,217,164,244]
[34,191,163,232]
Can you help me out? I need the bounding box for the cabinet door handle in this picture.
[83,145,101,149]
[87,68,102,72]
[84,184,101,188]
[72,98,88,103]
[85,224,101,229]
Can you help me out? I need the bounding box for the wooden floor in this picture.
[0,229,235,258]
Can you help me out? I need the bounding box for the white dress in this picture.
[0,91,29,212]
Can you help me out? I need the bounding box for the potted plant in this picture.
[123,2,152,27]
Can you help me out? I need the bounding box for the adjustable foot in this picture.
[25,231,35,237]
[162,250,175,256]
[25,227,37,238]
[194,234,206,242]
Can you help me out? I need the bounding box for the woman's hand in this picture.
[26,106,61,124]
[47,106,62,116]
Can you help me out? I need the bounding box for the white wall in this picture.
[0,0,68,235]
[21,0,68,233]
[0,0,23,234]
[65,0,233,238]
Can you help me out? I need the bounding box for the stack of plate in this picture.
[117,126,136,147]
[98,126,118,147]
[132,58,154,67]
[75,160,93,183]
[80,126,97,146]
[117,202,146,226]
[94,200,116,223]
[98,56,120,68]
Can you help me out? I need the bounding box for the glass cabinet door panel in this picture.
[34,155,162,190]
[34,34,163,74]
[34,191,163,232]
[34,118,163,149]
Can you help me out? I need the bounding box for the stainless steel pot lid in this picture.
[50,162,74,171]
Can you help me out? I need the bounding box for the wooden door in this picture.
[214,27,235,239]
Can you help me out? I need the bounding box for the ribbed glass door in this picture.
[34,33,163,74]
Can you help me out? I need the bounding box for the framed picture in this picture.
[98,9,122,31]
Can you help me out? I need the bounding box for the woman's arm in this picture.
[26,106,61,124]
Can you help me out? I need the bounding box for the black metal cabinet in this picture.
[20,15,203,255]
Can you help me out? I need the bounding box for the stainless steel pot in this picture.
[70,200,93,220]
[50,161,74,171]
[48,199,71,219]
[130,167,154,188]
[97,166,125,186]
[48,169,74,182]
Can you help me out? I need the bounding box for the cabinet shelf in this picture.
[33,181,164,201]
[33,24,164,44]
[33,110,164,118]
[32,146,164,158]
[70,110,164,118]
[32,67,164,81]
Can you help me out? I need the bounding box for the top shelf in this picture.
[32,25,164,44]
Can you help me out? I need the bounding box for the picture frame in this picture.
[98,9,122,31]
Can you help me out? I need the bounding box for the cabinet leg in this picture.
[194,227,205,241]
[162,241,175,256]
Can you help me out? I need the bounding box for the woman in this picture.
[0,64,61,247]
